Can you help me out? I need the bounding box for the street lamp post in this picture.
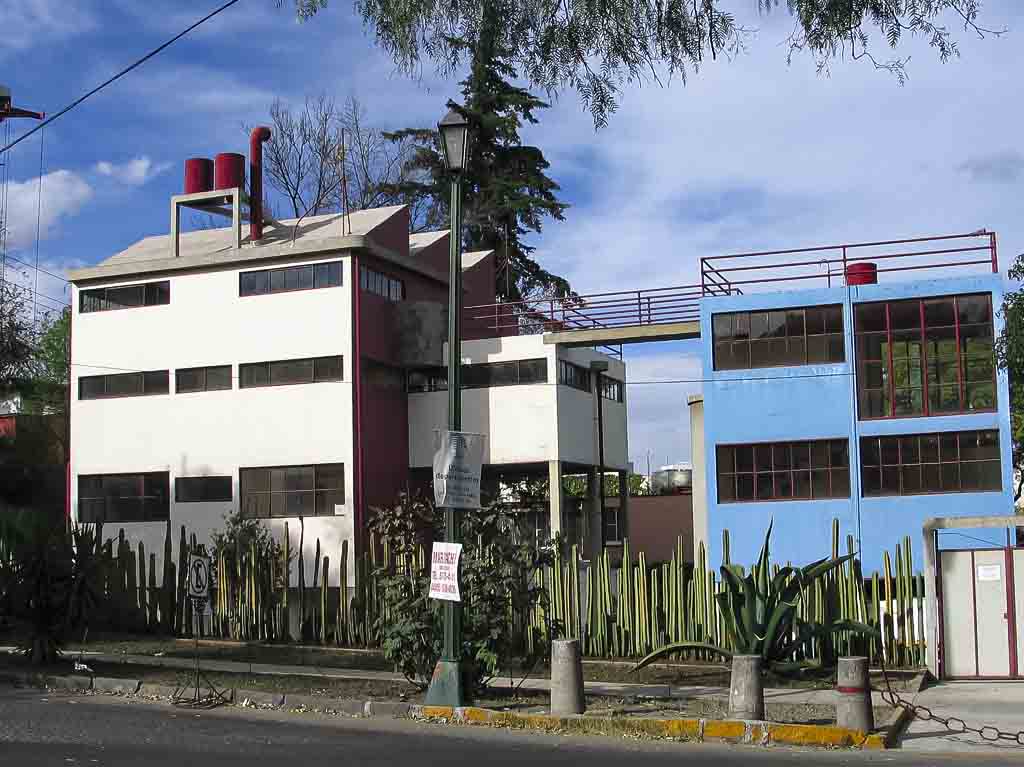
[590,361,609,546]
[425,106,471,708]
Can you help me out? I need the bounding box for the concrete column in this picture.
[617,469,629,542]
[548,460,563,537]
[585,467,602,560]
[922,525,939,678]
[728,655,764,720]
[687,395,707,560]
[550,639,585,715]
[836,657,873,733]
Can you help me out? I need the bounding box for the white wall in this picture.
[407,336,628,470]
[70,255,355,585]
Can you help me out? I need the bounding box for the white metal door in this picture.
[973,550,1010,677]
[940,550,976,678]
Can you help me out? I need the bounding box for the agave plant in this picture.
[634,521,878,672]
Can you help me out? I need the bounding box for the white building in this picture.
[67,170,628,584]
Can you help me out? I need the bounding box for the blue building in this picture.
[694,235,1012,571]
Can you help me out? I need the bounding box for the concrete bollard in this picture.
[836,656,874,733]
[550,638,585,715]
[728,655,764,720]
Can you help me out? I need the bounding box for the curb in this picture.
[409,705,891,749]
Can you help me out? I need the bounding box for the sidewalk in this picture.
[897,681,1024,754]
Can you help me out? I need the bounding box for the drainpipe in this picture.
[249,126,271,241]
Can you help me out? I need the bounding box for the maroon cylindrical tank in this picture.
[184,158,214,194]
[845,262,878,286]
[214,152,246,190]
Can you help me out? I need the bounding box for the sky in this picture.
[3,0,1023,472]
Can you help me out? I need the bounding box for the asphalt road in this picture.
[0,688,1018,767]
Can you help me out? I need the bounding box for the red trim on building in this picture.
[351,254,365,551]
[971,550,980,677]
[66,305,73,520]
[1005,547,1018,678]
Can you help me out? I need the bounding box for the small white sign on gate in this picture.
[428,542,463,602]
[977,564,1002,582]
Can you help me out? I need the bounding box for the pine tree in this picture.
[382,8,570,303]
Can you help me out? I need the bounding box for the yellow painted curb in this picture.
[412,706,890,749]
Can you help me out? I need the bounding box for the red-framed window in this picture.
[716,439,850,503]
[854,293,995,420]
[712,304,844,371]
[860,430,1001,497]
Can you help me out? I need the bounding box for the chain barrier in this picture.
[878,656,1024,745]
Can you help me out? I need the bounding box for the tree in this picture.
[380,8,571,302]
[287,0,999,128]
[996,259,1024,501]
[0,279,35,390]
[258,95,430,225]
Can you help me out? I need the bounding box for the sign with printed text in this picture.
[432,431,485,510]
[188,555,211,600]
[977,564,1002,582]
[428,542,463,602]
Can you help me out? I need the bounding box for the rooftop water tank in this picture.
[652,465,693,495]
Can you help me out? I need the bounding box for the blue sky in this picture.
[4,0,1024,470]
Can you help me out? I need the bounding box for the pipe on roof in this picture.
[249,126,272,241]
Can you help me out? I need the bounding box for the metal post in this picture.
[425,174,466,707]
[595,373,606,543]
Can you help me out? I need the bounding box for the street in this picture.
[0,688,1018,767]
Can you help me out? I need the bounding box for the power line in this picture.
[3,252,68,284]
[0,0,243,155]
[32,127,45,324]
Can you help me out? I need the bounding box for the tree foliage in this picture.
[285,0,997,128]
[378,8,571,302]
[996,257,1024,500]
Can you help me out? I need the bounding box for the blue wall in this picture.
[700,274,1013,572]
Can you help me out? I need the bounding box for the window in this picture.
[359,266,404,301]
[175,476,232,503]
[713,305,844,370]
[176,365,232,393]
[407,367,448,393]
[78,472,169,522]
[462,358,548,388]
[860,430,1001,496]
[239,463,344,518]
[239,356,343,388]
[599,375,624,402]
[79,370,169,400]
[239,261,342,297]
[854,294,995,419]
[80,281,170,313]
[716,439,850,503]
[558,360,591,392]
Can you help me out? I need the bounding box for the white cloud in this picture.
[94,156,172,186]
[3,170,93,249]
[0,0,95,58]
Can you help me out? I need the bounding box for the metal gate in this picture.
[938,547,1023,679]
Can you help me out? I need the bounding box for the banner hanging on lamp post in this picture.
[432,430,485,509]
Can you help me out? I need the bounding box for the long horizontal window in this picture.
[860,430,1001,497]
[239,356,342,388]
[175,476,233,503]
[408,359,548,391]
[240,463,344,518]
[558,360,591,393]
[79,472,169,523]
[713,305,844,371]
[80,281,170,313]
[176,365,232,393]
[854,294,995,419]
[717,439,850,503]
[79,370,169,400]
[360,266,404,301]
[239,261,342,297]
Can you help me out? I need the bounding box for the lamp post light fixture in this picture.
[425,105,472,708]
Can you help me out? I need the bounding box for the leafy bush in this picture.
[369,493,556,692]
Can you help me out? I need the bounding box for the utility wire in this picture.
[4,252,68,284]
[0,0,243,155]
[32,127,45,324]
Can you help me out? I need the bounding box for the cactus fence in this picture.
[0,517,927,667]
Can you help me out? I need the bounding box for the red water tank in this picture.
[184,158,213,194]
[214,152,245,190]
[846,262,878,286]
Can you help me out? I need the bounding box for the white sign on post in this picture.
[188,555,211,600]
[977,564,1002,582]
[428,542,463,602]
[432,430,485,509]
